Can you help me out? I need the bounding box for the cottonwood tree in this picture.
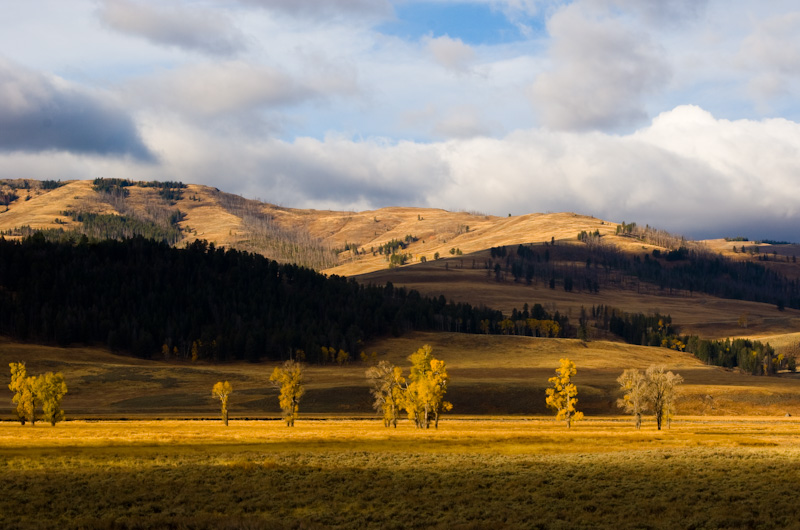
[545,358,584,428]
[8,362,35,425]
[8,363,67,426]
[644,365,683,430]
[428,358,452,429]
[617,369,648,429]
[403,345,452,429]
[269,360,305,427]
[366,361,405,428]
[212,381,233,426]
[36,372,68,426]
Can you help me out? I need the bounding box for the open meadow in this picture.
[3,332,800,419]
[2,418,800,529]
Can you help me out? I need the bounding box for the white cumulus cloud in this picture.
[426,35,477,74]
[530,2,670,131]
[97,0,247,57]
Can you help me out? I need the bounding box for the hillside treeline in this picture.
[492,240,800,310]
[3,210,184,246]
[0,236,503,362]
[92,178,186,203]
[214,191,339,271]
[589,305,788,375]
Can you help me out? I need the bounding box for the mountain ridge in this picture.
[0,178,655,275]
[1,178,798,280]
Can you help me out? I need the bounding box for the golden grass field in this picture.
[2,418,800,529]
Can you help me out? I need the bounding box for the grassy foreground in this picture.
[3,419,800,529]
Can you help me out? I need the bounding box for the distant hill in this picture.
[0,179,340,270]
[3,178,800,341]
[3,178,798,277]
[0,178,635,274]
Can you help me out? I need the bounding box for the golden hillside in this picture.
[0,179,625,275]
[3,178,800,342]
[4,178,796,278]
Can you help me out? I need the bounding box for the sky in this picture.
[1,0,800,241]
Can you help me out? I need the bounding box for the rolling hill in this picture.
[2,178,800,419]
[3,177,800,343]
[2,178,798,276]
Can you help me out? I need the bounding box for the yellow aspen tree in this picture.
[617,369,647,429]
[644,365,683,430]
[366,361,405,428]
[269,360,305,427]
[336,349,350,365]
[545,358,584,428]
[429,358,452,429]
[36,372,67,426]
[212,381,233,426]
[404,345,434,428]
[8,362,35,425]
[403,345,452,429]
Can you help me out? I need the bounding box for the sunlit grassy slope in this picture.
[2,331,799,420]
[3,179,797,279]
[0,180,622,273]
[356,251,800,340]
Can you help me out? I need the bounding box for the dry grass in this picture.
[177,184,246,247]
[321,211,617,277]
[3,332,800,420]
[2,419,800,529]
[0,180,99,231]
[357,256,800,340]
[0,180,622,275]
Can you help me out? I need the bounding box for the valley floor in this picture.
[2,418,800,529]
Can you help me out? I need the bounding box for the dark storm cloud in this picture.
[97,0,247,57]
[0,58,154,161]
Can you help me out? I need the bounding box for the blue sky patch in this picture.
[379,2,541,45]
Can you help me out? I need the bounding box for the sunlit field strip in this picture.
[2,417,800,453]
[3,419,800,529]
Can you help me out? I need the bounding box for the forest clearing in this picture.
[2,418,800,529]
